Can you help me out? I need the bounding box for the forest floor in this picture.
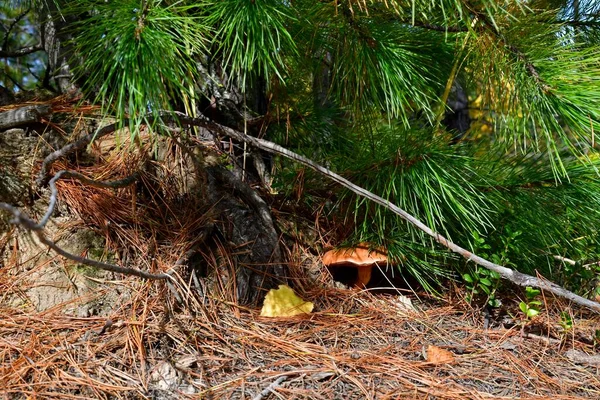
[1,255,600,399]
[2,97,600,399]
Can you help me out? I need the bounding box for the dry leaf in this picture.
[150,361,179,390]
[260,285,314,317]
[391,295,415,314]
[426,345,455,364]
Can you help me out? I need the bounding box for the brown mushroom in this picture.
[322,244,388,287]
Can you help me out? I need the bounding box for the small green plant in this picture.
[490,228,522,267]
[557,310,574,346]
[519,287,542,319]
[463,267,501,307]
[558,255,600,295]
[463,231,506,307]
[594,330,600,350]
[559,311,573,332]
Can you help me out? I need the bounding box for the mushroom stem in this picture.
[356,266,373,288]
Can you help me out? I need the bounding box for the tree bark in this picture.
[206,166,285,304]
[40,1,78,93]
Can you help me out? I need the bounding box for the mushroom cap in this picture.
[322,244,388,266]
[322,244,387,287]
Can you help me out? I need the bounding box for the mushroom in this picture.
[322,244,388,287]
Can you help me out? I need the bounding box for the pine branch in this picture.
[410,21,467,33]
[469,3,551,93]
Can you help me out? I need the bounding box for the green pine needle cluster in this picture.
[206,0,297,87]
[466,11,600,174]
[66,0,207,132]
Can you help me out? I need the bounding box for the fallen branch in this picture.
[0,104,51,131]
[33,112,600,313]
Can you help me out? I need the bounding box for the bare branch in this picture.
[2,7,31,51]
[0,169,171,281]
[40,170,141,228]
[3,72,26,92]
[52,170,142,189]
[36,120,123,186]
[0,104,51,131]
[0,44,44,58]
[37,230,172,281]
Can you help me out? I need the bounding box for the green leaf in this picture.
[479,278,492,286]
[526,308,540,318]
[525,287,541,299]
[488,298,501,308]
[519,302,528,315]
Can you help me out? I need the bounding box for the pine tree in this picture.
[3,0,600,305]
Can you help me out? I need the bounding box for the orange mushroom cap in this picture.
[322,244,388,287]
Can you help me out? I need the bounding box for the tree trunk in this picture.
[206,166,285,304]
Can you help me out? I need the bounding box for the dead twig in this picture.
[36,120,124,187]
[252,375,289,400]
[0,169,173,282]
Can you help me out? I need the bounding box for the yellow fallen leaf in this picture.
[260,285,314,317]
